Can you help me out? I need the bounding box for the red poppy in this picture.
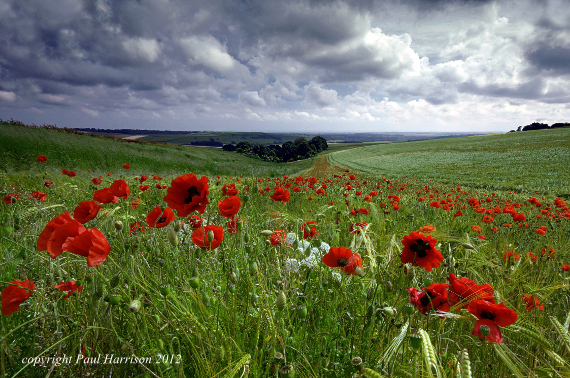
[322,246,363,275]
[447,273,494,310]
[153,175,162,180]
[123,164,130,169]
[61,169,68,175]
[109,179,130,199]
[270,186,290,204]
[146,206,175,228]
[74,201,101,224]
[92,178,102,185]
[563,264,570,271]
[93,188,119,204]
[130,198,141,209]
[222,183,239,196]
[54,280,82,299]
[130,221,145,235]
[62,227,111,267]
[139,185,150,191]
[218,196,241,219]
[227,218,244,234]
[350,222,368,235]
[139,174,148,183]
[44,180,53,187]
[357,208,369,215]
[37,212,86,258]
[3,193,19,204]
[66,170,77,177]
[470,225,481,234]
[482,215,493,224]
[419,225,436,234]
[37,155,47,163]
[163,173,210,216]
[301,221,318,239]
[407,283,450,315]
[468,300,517,343]
[187,215,202,229]
[29,191,47,202]
[400,231,444,272]
[191,225,223,250]
[1,280,35,316]
[270,230,287,246]
[521,295,544,312]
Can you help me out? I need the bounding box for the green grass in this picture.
[0,122,315,178]
[328,128,570,197]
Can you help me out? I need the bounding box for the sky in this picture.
[1,0,569,133]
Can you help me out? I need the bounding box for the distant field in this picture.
[328,128,570,196]
[0,122,316,177]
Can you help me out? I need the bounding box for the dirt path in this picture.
[302,153,347,179]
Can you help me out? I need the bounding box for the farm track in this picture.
[302,153,346,179]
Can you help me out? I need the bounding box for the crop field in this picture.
[328,128,570,197]
[1,124,570,377]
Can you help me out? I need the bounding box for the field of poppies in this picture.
[1,129,570,378]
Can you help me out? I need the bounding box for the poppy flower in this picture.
[93,188,119,204]
[62,227,111,267]
[73,201,101,224]
[44,180,53,187]
[270,230,286,246]
[407,283,450,315]
[146,206,175,228]
[61,169,68,175]
[218,196,241,219]
[109,179,130,199]
[400,231,444,272]
[521,295,544,312]
[130,198,141,209]
[222,183,239,196]
[130,221,145,235]
[163,173,210,216]
[468,300,517,343]
[301,221,318,239]
[227,218,244,234]
[270,186,290,204]
[66,170,77,177]
[322,246,363,275]
[123,164,130,169]
[482,215,493,224]
[563,264,570,271]
[191,225,223,250]
[187,215,202,229]
[92,178,102,185]
[3,193,19,204]
[139,174,148,183]
[350,222,369,235]
[37,212,86,259]
[1,280,35,316]
[419,225,436,234]
[139,185,150,191]
[153,175,162,180]
[54,280,82,299]
[470,225,481,234]
[357,208,369,215]
[447,273,494,310]
[29,191,47,202]
[37,155,47,163]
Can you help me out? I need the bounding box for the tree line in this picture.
[510,122,570,132]
[222,136,328,162]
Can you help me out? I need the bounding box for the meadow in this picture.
[1,123,569,378]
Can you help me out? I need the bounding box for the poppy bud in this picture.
[109,274,121,288]
[189,276,200,289]
[351,356,363,370]
[244,233,250,243]
[366,304,375,318]
[250,292,258,306]
[245,244,253,254]
[207,229,215,242]
[292,240,299,250]
[313,239,322,248]
[355,266,365,277]
[278,365,295,378]
[275,291,286,311]
[114,221,123,231]
[260,230,273,237]
[296,304,308,319]
[158,339,165,351]
[304,246,312,258]
[274,352,284,362]
[243,195,249,203]
[383,307,396,317]
[168,229,178,246]
[249,261,258,276]
[228,283,236,293]
[404,303,415,316]
[159,283,171,297]
[479,324,491,338]
[173,220,182,233]
[422,277,433,288]
[128,299,142,313]
[229,271,238,284]
[108,294,122,306]
[409,332,422,350]
[202,292,211,307]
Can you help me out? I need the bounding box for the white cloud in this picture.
[180,35,236,73]
[0,91,16,101]
[122,38,161,63]
[239,91,266,107]
[304,82,338,107]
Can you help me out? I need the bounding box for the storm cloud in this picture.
[0,0,569,132]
